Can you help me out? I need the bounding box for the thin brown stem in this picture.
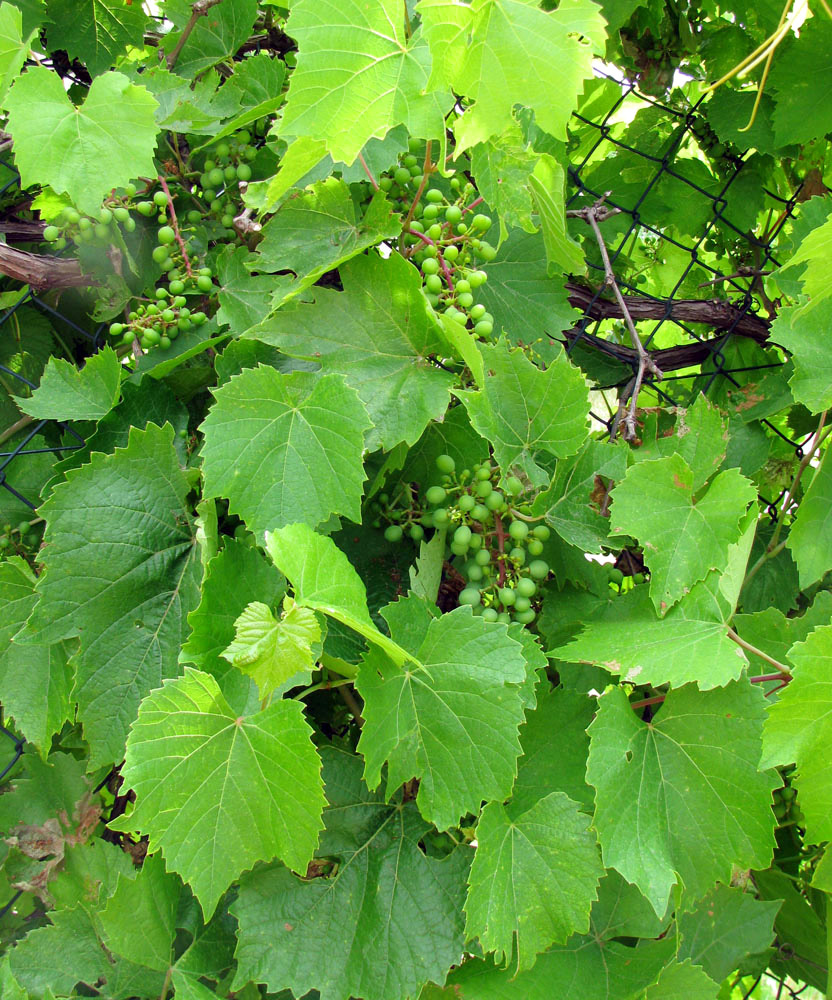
[0,413,34,448]
[630,694,665,710]
[726,628,791,677]
[293,677,356,700]
[159,967,172,1000]
[338,684,364,724]
[167,0,223,70]
[157,175,194,279]
[358,153,379,191]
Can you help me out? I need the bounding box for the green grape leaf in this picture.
[706,89,777,156]
[182,538,286,710]
[356,597,527,829]
[0,558,72,754]
[250,252,454,450]
[532,440,627,552]
[422,0,604,152]
[44,0,148,76]
[769,18,832,147]
[232,746,470,1000]
[163,0,258,79]
[222,597,321,700]
[528,154,586,275]
[734,590,832,670]
[409,527,446,604]
[215,245,277,336]
[554,582,748,690]
[761,623,832,843]
[278,0,452,165]
[677,884,780,982]
[5,67,158,214]
[267,522,411,666]
[18,346,121,421]
[253,183,400,303]
[465,791,603,971]
[200,367,371,536]
[100,853,180,972]
[458,341,590,487]
[610,456,755,614]
[470,122,540,236]
[786,444,832,589]
[587,681,778,916]
[18,423,201,768]
[643,960,719,1000]
[636,395,728,493]
[769,300,832,413]
[109,668,325,919]
[0,1,35,106]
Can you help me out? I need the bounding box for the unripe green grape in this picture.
[169,279,185,295]
[472,213,491,232]
[508,519,529,541]
[187,210,202,223]
[455,223,468,235]
[469,533,482,550]
[436,454,455,474]
[481,607,498,622]
[216,142,231,159]
[403,154,418,167]
[208,167,225,188]
[384,524,403,542]
[458,493,476,512]
[161,257,175,271]
[122,329,134,345]
[426,188,443,203]
[454,524,472,546]
[474,320,493,338]
[532,525,551,541]
[162,309,176,323]
[529,559,549,580]
[476,465,492,480]
[427,223,442,240]
[158,225,176,244]
[422,257,440,275]
[94,223,110,240]
[224,164,237,182]
[154,190,169,208]
[109,322,123,336]
[379,176,393,191]
[469,304,486,322]
[445,205,462,224]
[423,244,438,258]
[173,295,187,307]
[198,266,212,277]
[471,504,489,522]
[197,274,213,292]
[167,326,180,340]
[140,335,153,350]
[78,216,92,230]
[409,524,425,542]
[513,609,536,625]
[457,292,474,309]
[633,572,645,585]
[455,279,471,295]
[152,245,170,263]
[443,245,459,262]
[203,189,216,202]
[422,203,439,220]
[527,538,544,556]
[509,546,526,564]
[408,136,422,153]
[43,225,60,241]
[159,335,172,349]
[124,217,137,233]
[450,540,469,556]
[124,182,137,198]
[409,165,421,178]
[237,163,253,181]
[476,479,493,498]
[516,578,536,598]
[499,587,516,606]
[99,207,113,224]
[222,213,235,227]
[394,167,411,186]
[425,485,446,506]
[608,566,624,585]
[513,595,531,613]
[179,307,190,318]
[485,491,504,511]
[425,274,442,294]
[459,588,481,607]
[467,564,483,583]
[146,304,159,315]
[426,293,440,308]
[475,548,491,566]
[445,307,467,324]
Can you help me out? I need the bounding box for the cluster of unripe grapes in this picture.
[773,768,804,829]
[376,454,551,626]
[189,133,256,233]
[0,518,41,564]
[42,184,141,248]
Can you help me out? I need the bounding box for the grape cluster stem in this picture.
[157,175,194,279]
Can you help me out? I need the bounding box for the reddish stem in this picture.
[358,153,379,191]
[462,196,484,216]
[629,694,665,710]
[157,175,193,279]
[750,672,791,686]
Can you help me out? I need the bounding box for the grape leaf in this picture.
[0,558,71,754]
[222,597,321,700]
[761,623,832,844]
[18,346,121,421]
[528,154,586,275]
[0,1,35,105]
[232,746,470,1000]
[470,122,540,237]
[421,0,603,152]
[163,0,258,79]
[677,884,780,981]
[769,300,832,413]
[610,456,756,614]
[18,423,201,768]
[769,18,832,148]
[100,853,179,972]
[109,668,325,919]
[267,522,411,666]
[44,0,148,76]
[786,444,832,589]
[250,252,455,450]
[635,395,728,493]
[734,590,832,670]
[200,367,371,536]
[643,960,719,1000]
[215,245,277,336]
[5,67,158,214]
[465,791,602,971]
[278,0,452,164]
[409,528,446,604]
[458,341,590,487]
[532,440,626,552]
[587,681,778,916]
[356,596,527,829]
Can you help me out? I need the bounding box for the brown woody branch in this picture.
[0,244,92,290]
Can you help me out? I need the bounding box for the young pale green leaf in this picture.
[528,154,585,275]
[200,367,371,536]
[232,746,470,1000]
[409,527,446,604]
[786,445,832,589]
[776,213,832,319]
[0,2,35,106]
[222,597,320,701]
[5,67,158,214]
[420,0,605,152]
[587,681,778,916]
[18,346,121,421]
[251,252,455,450]
[44,0,147,76]
[253,182,400,294]
[357,597,527,829]
[278,0,452,164]
[610,456,755,614]
[465,791,603,971]
[761,623,832,844]
[18,423,201,768]
[458,341,590,487]
[109,668,325,919]
[676,884,780,982]
[267,522,411,665]
[470,122,540,237]
[100,853,179,973]
[769,300,832,413]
